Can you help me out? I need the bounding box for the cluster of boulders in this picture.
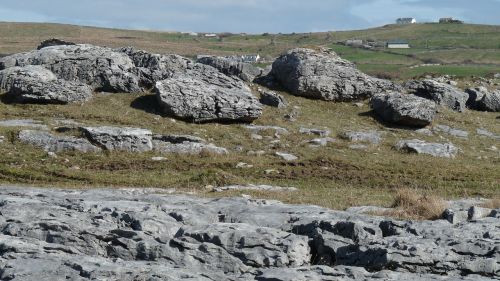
[1,41,499,159]
[0,187,498,280]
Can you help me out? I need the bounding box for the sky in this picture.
[0,0,500,33]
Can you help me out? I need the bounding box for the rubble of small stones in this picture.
[395,139,459,158]
[405,79,468,112]
[370,92,437,127]
[0,187,498,280]
[270,48,401,101]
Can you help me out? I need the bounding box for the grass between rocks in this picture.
[0,87,498,212]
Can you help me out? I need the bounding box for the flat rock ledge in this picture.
[396,139,459,158]
[0,187,498,280]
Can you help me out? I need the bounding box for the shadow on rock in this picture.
[358,110,422,131]
[130,94,164,116]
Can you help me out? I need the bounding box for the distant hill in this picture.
[0,22,499,79]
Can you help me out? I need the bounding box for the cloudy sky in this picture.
[0,0,499,33]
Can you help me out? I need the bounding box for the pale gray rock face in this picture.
[18,130,101,153]
[81,126,153,152]
[260,91,287,108]
[244,125,289,135]
[395,139,458,158]
[405,79,468,112]
[271,48,401,101]
[117,46,192,88]
[0,119,48,130]
[370,92,437,127]
[153,134,228,155]
[340,130,382,144]
[432,125,469,138]
[0,187,498,280]
[155,75,262,123]
[0,44,143,93]
[197,56,264,82]
[0,66,93,104]
[299,127,331,137]
[214,185,298,192]
[275,152,298,161]
[477,128,500,141]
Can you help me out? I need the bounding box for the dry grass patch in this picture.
[481,198,500,209]
[385,188,449,220]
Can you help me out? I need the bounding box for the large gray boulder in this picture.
[395,139,459,158]
[80,126,153,152]
[270,48,401,101]
[155,75,262,122]
[0,66,93,104]
[370,92,437,127]
[37,38,76,50]
[405,79,468,112]
[0,44,143,93]
[18,130,101,153]
[197,56,264,82]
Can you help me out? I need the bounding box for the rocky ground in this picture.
[0,40,498,280]
[0,186,498,280]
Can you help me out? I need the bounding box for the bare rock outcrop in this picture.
[0,187,498,280]
[270,48,401,101]
[405,79,468,112]
[370,92,437,127]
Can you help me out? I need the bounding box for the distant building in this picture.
[439,17,463,24]
[387,39,410,49]
[204,33,218,38]
[396,18,417,24]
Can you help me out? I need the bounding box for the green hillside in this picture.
[0,22,499,79]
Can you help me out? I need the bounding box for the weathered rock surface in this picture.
[214,184,298,192]
[477,128,500,141]
[18,130,101,153]
[245,125,289,136]
[275,152,298,161]
[0,187,498,280]
[405,79,468,112]
[37,38,76,50]
[396,139,459,158]
[0,44,143,93]
[465,86,488,109]
[432,125,469,138]
[153,134,228,155]
[197,56,264,82]
[259,91,287,108]
[299,127,331,137]
[0,119,48,130]
[155,76,262,122]
[340,130,382,144]
[370,92,437,127]
[271,48,401,101]
[81,126,153,152]
[0,66,93,104]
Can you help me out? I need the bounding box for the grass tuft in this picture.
[388,188,449,220]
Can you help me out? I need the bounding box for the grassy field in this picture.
[0,22,499,212]
[0,88,498,210]
[0,22,499,78]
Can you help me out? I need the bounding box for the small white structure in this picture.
[396,18,417,24]
[345,39,363,47]
[204,33,218,38]
[439,17,463,24]
[387,40,410,49]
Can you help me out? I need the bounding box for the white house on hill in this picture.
[396,18,417,24]
[387,40,410,49]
